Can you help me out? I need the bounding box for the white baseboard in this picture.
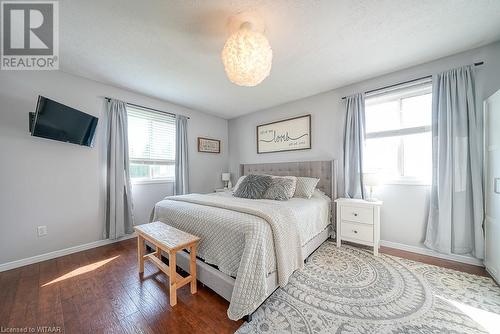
[380,240,484,267]
[484,260,500,285]
[0,234,136,273]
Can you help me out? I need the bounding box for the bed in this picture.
[151,160,338,320]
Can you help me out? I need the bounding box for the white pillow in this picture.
[293,177,320,199]
[232,175,246,193]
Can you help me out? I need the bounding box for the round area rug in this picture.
[236,241,500,334]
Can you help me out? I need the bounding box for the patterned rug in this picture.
[236,241,500,334]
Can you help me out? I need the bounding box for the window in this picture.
[364,80,432,184]
[127,105,175,183]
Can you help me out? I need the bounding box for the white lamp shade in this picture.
[221,24,272,87]
[363,172,383,187]
[222,173,231,181]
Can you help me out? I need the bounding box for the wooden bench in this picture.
[134,221,201,306]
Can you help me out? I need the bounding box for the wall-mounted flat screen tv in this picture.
[30,96,98,147]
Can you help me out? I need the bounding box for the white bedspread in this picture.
[285,190,331,244]
[152,193,309,320]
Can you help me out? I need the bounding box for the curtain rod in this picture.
[104,97,190,119]
[341,61,484,100]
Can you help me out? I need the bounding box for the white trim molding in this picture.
[131,179,174,186]
[0,234,136,273]
[485,260,500,284]
[380,240,484,267]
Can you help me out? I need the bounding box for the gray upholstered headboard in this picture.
[240,160,338,200]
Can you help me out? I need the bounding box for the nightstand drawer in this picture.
[340,206,373,224]
[341,221,373,243]
[335,198,382,256]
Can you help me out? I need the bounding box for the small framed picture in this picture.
[198,137,221,153]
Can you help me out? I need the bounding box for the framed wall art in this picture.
[256,114,311,154]
[198,137,221,153]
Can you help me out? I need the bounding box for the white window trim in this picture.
[366,125,431,139]
[130,159,176,166]
[365,78,432,104]
[131,178,174,185]
[129,160,176,184]
[383,177,431,186]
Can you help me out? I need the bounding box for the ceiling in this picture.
[61,0,500,119]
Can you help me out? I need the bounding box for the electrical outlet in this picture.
[37,225,48,237]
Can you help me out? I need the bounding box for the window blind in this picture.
[127,105,176,165]
[365,78,432,105]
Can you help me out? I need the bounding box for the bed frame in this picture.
[174,160,338,319]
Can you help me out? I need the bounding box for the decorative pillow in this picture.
[276,176,297,198]
[293,177,320,199]
[233,174,272,199]
[232,176,246,193]
[263,177,296,201]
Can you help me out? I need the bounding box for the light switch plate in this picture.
[495,178,500,194]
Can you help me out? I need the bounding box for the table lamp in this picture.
[363,172,382,202]
[222,173,231,189]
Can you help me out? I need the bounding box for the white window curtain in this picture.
[105,99,134,239]
[174,115,189,195]
[343,93,366,199]
[424,65,484,259]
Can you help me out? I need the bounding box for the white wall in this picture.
[0,70,228,265]
[228,41,500,253]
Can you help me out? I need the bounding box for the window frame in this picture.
[364,82,432,186]
[126,105,176,185]
[128,159,176,185]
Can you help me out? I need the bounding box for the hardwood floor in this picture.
[0,238,243,334]
[380,245,490,277]
[337,240,490,278]
[0,239,490,334]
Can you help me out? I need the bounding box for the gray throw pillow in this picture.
[263,177,296,201]
[233,174,272,199]
[293,177,320,198]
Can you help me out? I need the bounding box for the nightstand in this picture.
[334,198,383,256]
[215,188,232,193]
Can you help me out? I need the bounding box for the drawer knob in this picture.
[353,230,358,234]
[353,213,358,217]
